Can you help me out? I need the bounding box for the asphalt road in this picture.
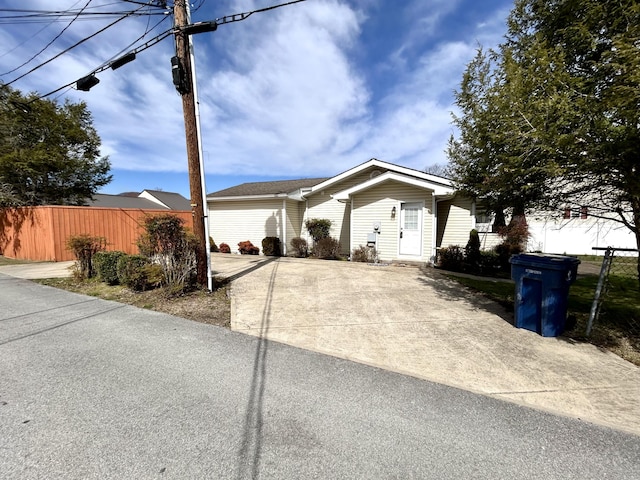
[1,273,639,479]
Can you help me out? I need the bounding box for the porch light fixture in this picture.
[391,206,396,218]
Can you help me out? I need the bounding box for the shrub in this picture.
[93,250,126,285]
[305,218,332,242]
[238,240,259,255]
[116,255,161,291]
[314,237,341,259]
[219,243,231,254]
[66,234,107,280]
[351,245,377,263]
[209,237,219,253]
[137,213,197,292]
[262,237,281,256]
[290,237,308,258]
[437,245,465,272]
[478,250,500,276]
[498,215,529,251]
[464,229,482,273]
[495,242,522,272]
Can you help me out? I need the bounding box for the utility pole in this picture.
[173,0,208,287]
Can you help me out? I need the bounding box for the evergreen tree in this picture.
[0,85,111,206]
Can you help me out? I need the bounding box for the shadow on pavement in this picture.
[417,266,515,326]
[236,259,279,479]
[217,257,279,284]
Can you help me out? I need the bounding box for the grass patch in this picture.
[0,255,35,266]
[36,277,231,328]
[444,273,640,366]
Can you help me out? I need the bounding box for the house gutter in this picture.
[282,199,287,256]
[208,193,289,202]
[432,195,438,264]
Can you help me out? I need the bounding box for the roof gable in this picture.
[140,190,191,210]
[309,158,452,194]
[332,171,455,201]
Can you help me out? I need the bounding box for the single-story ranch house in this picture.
[207,159,486,263]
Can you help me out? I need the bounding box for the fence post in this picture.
[586,247,614,336]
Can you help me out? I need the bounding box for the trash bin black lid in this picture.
[510,253,581,270]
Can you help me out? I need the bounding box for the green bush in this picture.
[478,250,500,276]
[465,229,481,273]
[209,237,219,253]
[351,245,377,263]
[314,237,341,259]
[495,242,522,272]
[65,234,107,280]
[305,218,332,242]
[438,245,465,272]
[93,250,126,285]
[262,237,281,256]
[116,255,160,291]
[290,237,308,258]
[136,213,197,292]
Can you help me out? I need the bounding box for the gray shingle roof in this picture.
[86,194,169,209]
[208,178,329,198]
[142,190,191,210]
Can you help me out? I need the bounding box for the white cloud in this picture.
[0,0,513,182]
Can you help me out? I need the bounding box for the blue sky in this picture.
[0,0,514,198]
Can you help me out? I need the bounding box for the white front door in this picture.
[399,202,422,256]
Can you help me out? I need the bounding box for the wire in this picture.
[26,0,308,99]
[5,3,150,86]
[94,13,170,71]
[184,0,307,31]
[0,0,84,59]
[34,26,174,100]
[0,0,93,77]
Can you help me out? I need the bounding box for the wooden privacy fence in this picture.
[0,206,194,261]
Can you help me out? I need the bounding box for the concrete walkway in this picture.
[2,254,639,436]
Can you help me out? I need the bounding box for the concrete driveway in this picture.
[214,254,640,435]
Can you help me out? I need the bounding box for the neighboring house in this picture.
[0,190,192,261]
[87,189,191,210]
[526,206,637,255]
[207,158,479,263]
[468,203,637,256]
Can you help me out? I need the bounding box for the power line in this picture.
[0,0,93,77]
[34,26,174,99]
[4,3,150,86]
[0,0,85,60]
[0,1,168,24]
[178,0,307,34]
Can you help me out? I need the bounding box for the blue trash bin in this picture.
[510,254,580,337]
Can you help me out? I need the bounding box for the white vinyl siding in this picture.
[304,167,391,253]
[208,200,283,254]
[285,199,303,254]
[351,183,433,262]
[437,196,474,248]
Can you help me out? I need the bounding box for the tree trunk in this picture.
[632,198,640,289]
[492,207,507,233]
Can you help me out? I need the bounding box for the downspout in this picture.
[432,195,438,265]
[350,197,354,259]
[304,199,309,243]
[282,199,287,256]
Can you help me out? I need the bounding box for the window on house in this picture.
[563,207,571,219]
